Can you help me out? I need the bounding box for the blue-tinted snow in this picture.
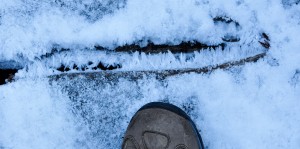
[1,0,300,148]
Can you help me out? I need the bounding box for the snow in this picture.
[1,0,300,148]
[0,79,84,148]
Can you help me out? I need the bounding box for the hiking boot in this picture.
[122,102,204,149]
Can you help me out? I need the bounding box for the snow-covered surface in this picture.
[1,0,300,148]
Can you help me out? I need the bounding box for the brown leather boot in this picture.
[122,102,204,149]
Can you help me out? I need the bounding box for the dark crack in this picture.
[56,62,121,72]
[95,41,226,53]
[0,69,18,85]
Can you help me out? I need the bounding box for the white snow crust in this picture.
[1,0,300,148]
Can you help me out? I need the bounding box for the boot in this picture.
[122,102,204,149]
